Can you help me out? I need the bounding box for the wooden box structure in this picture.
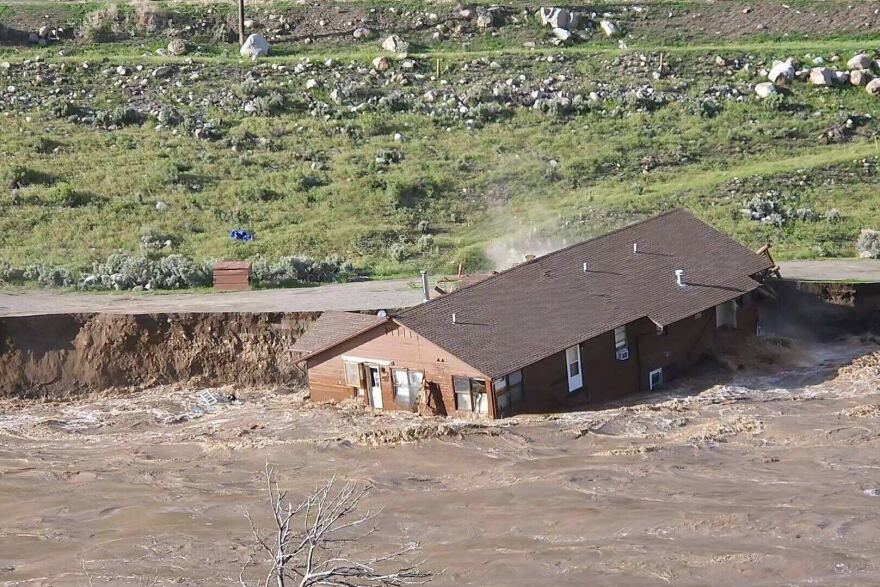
[213,261,252,291]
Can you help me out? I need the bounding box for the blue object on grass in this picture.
[229,230,255,241]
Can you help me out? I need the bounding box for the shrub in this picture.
[857,229,880,259]
[131,0,167,33]
[252,92,286,116]
[23,264,75,287]
[387,241,409,262]
[0,260,24,284]
[251,255,356,285]
[80,4,124,42]
[46,182,90,208]
[86,252,212,290]
[416,234,434,252]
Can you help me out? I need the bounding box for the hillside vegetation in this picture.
[1,0,880,287]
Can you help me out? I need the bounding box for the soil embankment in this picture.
[0,312,318,398]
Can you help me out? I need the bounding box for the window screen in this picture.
[614,326,627,349]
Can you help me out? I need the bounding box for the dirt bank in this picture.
[0,312,318,398]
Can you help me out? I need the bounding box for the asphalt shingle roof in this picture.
[291,311,387,357]
[395,209,774,379]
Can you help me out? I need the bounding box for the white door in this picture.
[565,345,583,392]
[368,366,383,409]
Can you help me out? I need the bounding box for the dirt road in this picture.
[778,259,880,282]
[0,279,422,317]
[1,337,879,586]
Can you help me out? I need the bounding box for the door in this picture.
[565,345,583,392]
[649,368,663,390]
[367,365,383,409]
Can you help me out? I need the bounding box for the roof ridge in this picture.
[397,208,685,317]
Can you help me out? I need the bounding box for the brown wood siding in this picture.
[213,266,251,291]
[306,322,490,418]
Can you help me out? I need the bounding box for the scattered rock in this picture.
[116,65,129,76]
[167,38,188,57]
[305,78,319,90]
[850,69,873,87]
[352,27,374,40]
[809,67,833,86]
[38,25,50,39]
[768,59,795,86]
[152,66,172,78]
[476,12,496,29]
[240,33,270,60]
[155,201,169,211]
[552,27,572,42]
[847,54,871,70]
[372,56,390,72]
[381,34,409,54]
[866,78,880,96]
[538,7,571,29]
[600,20,619,37]
[715,55,728,67]
[754,82,777,98]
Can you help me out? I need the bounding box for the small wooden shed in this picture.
[213,261,252,291]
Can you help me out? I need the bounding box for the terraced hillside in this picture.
[1,0,880,287]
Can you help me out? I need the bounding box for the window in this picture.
[493,370,524,416]
[614,326,627,350]
[565,345,583,392]
[453,376,488,414]
[392,368,423,410]
[344,361,364,396]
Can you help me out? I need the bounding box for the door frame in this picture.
[649,368,663,390]
[565,344,583,393]
[366,364,383,409]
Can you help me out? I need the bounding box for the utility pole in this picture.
[238,0,245,45]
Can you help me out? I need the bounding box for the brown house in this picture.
[293,209,776,419]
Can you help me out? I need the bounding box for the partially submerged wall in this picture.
[763,279,880,339]
[0,312,319,398]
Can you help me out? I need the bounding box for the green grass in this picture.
[2,0,880,282]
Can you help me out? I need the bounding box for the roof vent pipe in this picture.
[583,262,588,273]
[633,242,639,253]
[675,269,685,287]
[420,270,430,302]
[452,313,457,324]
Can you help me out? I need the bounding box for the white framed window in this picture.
[453,376,488,414]
[614,326,627,350]
[565,345,583,392]
[716,300,737,328]
[392,368,423,410]
[649,368,663,390]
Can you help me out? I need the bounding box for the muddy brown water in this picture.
[1,338,879,586]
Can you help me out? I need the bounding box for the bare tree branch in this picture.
[240,464,435,587]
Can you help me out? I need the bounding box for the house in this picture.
[292,209,776,419]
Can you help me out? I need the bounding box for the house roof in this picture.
[291,311,388,360]
[395,209,774,379]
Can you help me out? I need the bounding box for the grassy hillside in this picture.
[1,0,880,286]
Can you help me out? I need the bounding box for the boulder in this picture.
[538,8,570,29]
[240,33,270,60]
[809,67,833,86]
[152,66,172,78]
[476,12,495,28]
[352,27,374,40]
[831,70,850,85]
[600,20,619,37]
[38,25,50,38]
[372,56,390,72]
[167,38,188,56]
[754,81,777,98]
[847,53,871,70]
[866,78,880,96]
[850,69,873,86]
[552,27,572,42]
[768,59,795,85]
[381,34,409,54]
